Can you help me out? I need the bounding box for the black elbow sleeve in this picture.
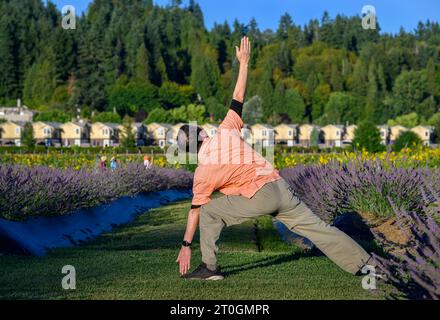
[230,99,243,118]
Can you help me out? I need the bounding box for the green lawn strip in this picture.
[0,199,391,300]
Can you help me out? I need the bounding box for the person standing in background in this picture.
[143,155,152,169]
[100,156,107,169]
[110,156,118,170]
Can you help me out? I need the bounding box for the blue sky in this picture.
[50,0,440,34]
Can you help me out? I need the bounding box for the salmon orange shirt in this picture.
[192,109,281,206]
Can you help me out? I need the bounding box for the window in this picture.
[15,127,20,134]
[288,130,293,137]
[262,130,267,137]
[75,128,80,135]
[103,129,109,136]
[425,131,429,137]
[381,131,385,137]
[336,130,340,137]
[158,129,164,136]
[43,128,51,135]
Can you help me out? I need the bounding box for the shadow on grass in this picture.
[222,250,314,277]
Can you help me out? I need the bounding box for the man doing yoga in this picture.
[176,37,372,280]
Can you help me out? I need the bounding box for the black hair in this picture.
[177,124,204,153]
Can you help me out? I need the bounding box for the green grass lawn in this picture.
[0,199,392,300]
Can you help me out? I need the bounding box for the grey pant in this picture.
[199,178,371,274]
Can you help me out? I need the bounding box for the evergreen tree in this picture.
[351,56,368,98]
[277,13,293,41]
[310,127,320,147]
[23,51,57,108]
[146,0,154,11]
[21,123,35,148]
[323,92,358,124]
[206,97,227,121]
[416,96,437,119]
[276,42,293,75]
[190,44,220,100]
[188,0,204,29]
[426,58,439,97]
[284,89,306,123]
[120,116,137,149]
[0,16,17,99]
[76,23,107,111]
[352,121,385,152]
[258,65,274,119]
[156,54,169,84]
[135,44,151,82]
[330,64,343,91]
[311,84,331,122]
[365,60,380,121]
[392,70,429,117]
[272,81,286,115]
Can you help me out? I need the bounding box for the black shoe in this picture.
[182,263,224,281]
[355,262,387,281]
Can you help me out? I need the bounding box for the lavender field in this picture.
[0,164,193,220]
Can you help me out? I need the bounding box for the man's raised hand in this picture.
[235,36,251,65]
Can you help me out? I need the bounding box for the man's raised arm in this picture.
[231,37,251,115]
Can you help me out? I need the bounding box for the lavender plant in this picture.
[281,163,348,223]
[342,159,427,220]
[372,182,440,300]
[0,164,193,220]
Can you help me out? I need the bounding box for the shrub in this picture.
[33,109,71,123]
[91,112,122,124]
[393,131,422,152]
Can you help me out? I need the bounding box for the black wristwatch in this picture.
[182,240,192,247]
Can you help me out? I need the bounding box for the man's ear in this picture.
[199,129,208,141]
